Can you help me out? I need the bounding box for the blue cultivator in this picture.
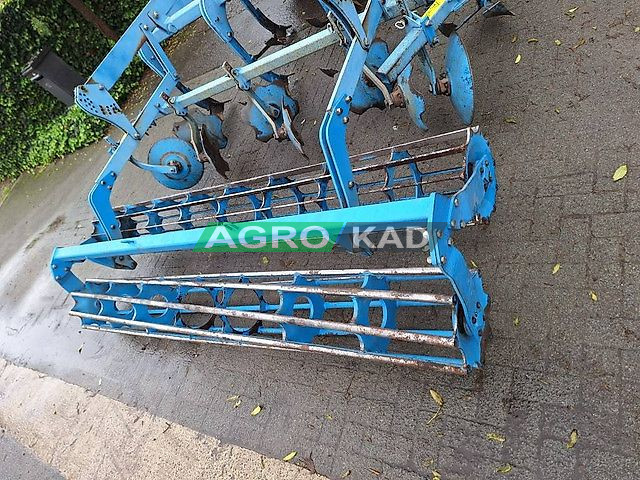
[52,0,510,373]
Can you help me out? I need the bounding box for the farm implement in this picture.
[51,0,511,373]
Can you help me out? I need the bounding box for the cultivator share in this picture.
[51,0,512,373]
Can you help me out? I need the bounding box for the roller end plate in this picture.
[148,138,203,190]
[445,33,474,125]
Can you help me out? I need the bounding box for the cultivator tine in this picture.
[482,1,514,18]
[53,0,509,372]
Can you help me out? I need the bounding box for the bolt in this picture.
[343,116,349,124]
[345,96,352,103]
[110,224,116,230]
[143,24,149,30]
[461,221,466,228]
[447,238,453,246]
[336,107,343,115]
[450,220,456,227]
[107,185,112,190]
[52,264,57,269]
[485,160,489,167]
[64,267,70,272]
[98,84,104,91]
[152,10,159,18]
[100,180,106,185]
[454,197,459,207]
[134,133,141,140]
[55,276,61,280]
[227,32,233,37]
[436,230,443,238]
[348,181,355,188]
[111,172,116,178]
[476,302,482,309]
[440,256,446,264]
[426,256,432,264]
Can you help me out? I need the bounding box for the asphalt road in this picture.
[0,0,639,478]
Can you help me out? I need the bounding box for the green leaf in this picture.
[282,451,297,462]
[613,164,628,181]
[486,432,506,443]
[250,405,262,416]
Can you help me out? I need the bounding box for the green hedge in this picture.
[0,0,147,180]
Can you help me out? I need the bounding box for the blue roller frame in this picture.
[51,0,507,372]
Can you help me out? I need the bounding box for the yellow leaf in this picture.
[527,38,539,43]
[496,464,512,474]
[469,259,479,269]
[340,470,351,478]
[511,34,518,43]
[635,26,640,33]
[429,389,444,407]
[226,395,239,402]
[552,263,561,274]
[261,256,269,265]
[432,470,442,480]
[487,432,506,443]
[589,291,598,302]
[513,317,520,327]
[250,405,262,416]
[282,451,297,462]
[515,54,522,64]
[567,7,578,14]
[554,39,562,46]
[555,107,561,114]
[234,399,242,408]
[567,429,578,448]
[504,117,517,124]
[613,164,628,181]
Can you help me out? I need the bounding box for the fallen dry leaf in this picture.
[566,6,578,15]
[487,432,506,443]
[429,389,444,407]
[555,107,561,114]
[340,470,351,478]
[496,463,512,474]
[250,405,262,416]
[282,451,297,462]
[226,395,239,402]
[527,38,539,43]
[515,54,522,64]
[504,117,517,124]
[432,470,442,480]
[572,38,586,50]
[511,34,518,43]
[589,291,598,302]
[234,399,242,408]
[369,468,381,476]
[554,39,562,46]
[613,164,628,181]
[567,429,578,448]
[514,317,521,327]
[552,263,561,275]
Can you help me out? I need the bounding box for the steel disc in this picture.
[148,138,203,190]
[445,33,474,125]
